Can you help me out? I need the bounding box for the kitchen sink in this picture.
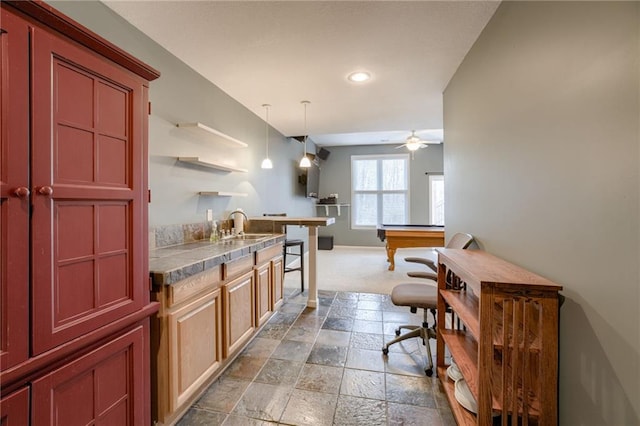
[232,233,272,241]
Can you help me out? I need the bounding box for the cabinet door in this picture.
[255,263,271,327]
[223,271,255,357]
[0,386,29,426]
[30,23,149,354]
[0,7,30,370]
[271,256,284,310]
[168,289,222,411]
[31,324,149,426]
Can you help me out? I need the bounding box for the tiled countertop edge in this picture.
[150,234,286,286]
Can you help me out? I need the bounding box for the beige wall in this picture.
[444,2,639,424]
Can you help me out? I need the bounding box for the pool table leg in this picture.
[386,246,396,271]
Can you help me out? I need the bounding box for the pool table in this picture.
[376,224,445,271]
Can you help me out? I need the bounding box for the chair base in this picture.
[382,308,436,376]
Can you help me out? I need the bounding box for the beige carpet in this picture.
[283,245,438,295]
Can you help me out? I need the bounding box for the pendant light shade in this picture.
[261,104,273,169]
[299,155,311,168]
[299,100,311,168]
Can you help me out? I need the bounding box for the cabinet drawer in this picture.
[223,255,253,280]
[168,266,222,307]
[255,243,283,265]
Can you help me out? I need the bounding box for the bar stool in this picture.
[263,214,305,292]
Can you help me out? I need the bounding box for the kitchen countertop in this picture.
[149,234,285,286]
[249,217,336,226]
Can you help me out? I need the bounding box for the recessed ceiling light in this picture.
[347,71,371,83]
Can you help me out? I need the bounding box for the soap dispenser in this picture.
[210,220,218,242]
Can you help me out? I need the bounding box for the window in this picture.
[429,174,445,225]
[351,154,410,228]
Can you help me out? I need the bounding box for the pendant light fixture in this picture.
[299,100,311,168]
[261,104,273,169]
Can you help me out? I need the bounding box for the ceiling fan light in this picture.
[406,142,422,151]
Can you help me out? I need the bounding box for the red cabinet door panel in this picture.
[0,386,30,426]
[30,23,149,355]
[0,6,30,371]
[31,324,148,426]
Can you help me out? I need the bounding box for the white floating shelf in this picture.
[315,203,350,216]
[176,122,248,148]
[177,157,248,173]
[198,191,248,197]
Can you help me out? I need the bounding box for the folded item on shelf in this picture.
[447,361,464,382]
[454,379,478,414]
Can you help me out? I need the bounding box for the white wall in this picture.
[444,2,639,424]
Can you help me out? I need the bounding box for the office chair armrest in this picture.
[407,271,438,281]
[404,253,438,273]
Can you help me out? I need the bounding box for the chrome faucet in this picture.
[228,209,248,221]
[228,209,249,235]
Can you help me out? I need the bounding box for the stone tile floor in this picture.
[177,288,455,426]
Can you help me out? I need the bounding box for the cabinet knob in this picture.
[38,186,54,196]
[13,187,30,198]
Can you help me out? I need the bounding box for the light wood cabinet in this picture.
[224,270,256,357]
[255,263,272,327]
[271,255,284,310]
[436,249,562,426]
[152,266,222,425]
[151,242,283,425]
[168,289,222,411]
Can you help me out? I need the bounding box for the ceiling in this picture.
[103,1,500,147]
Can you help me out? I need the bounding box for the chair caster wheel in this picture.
[425,368,433,377]
[382,347,389,355]
[395,329,401,336]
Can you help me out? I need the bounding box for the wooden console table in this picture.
[436,249,562,425]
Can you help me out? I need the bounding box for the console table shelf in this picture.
[436,249,562,425]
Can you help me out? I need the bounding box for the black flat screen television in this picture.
[298,163,319,198]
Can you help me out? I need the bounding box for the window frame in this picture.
[428,173,445,226]
[350,153,410,229]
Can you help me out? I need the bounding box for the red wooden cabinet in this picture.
[29,10,149,355]
[0,4,30,372]
[0,386,30,426]
[31,325,148,426]
[0,2,159,424]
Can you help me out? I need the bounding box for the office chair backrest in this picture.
[447,233,474,250]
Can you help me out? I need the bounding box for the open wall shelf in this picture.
[177,157,247,173]
[176,122,248,148]
[198,191,248,197]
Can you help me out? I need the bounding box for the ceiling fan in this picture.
[395,131,442,155]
